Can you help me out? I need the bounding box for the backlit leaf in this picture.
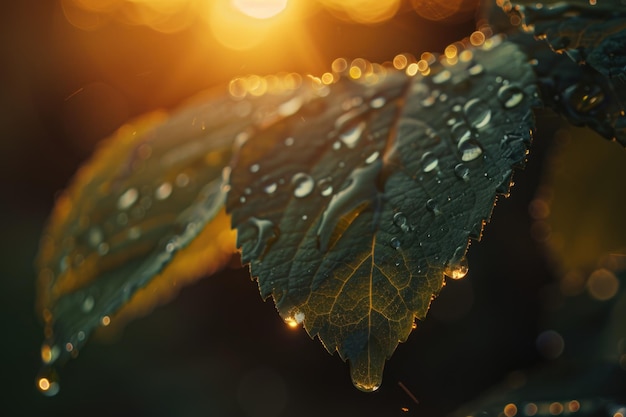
[35,82,311,394]
[227,38,538,391]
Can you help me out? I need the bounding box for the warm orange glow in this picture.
[568,401,580,413]
[101,315,111,326]
[504,403,518,417]
[549,402,564,415]
[318,0,401,24]
[284,317,298,328]
[232,0,288,19]
[38,377,51,392]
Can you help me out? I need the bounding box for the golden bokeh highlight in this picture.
[232,0,288,19]
[38,377,51,392]
[318,0,401,24]
[549,402,564,415]
[504,403,518,417]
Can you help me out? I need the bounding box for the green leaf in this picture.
[35,84,308,394]
[501,0,626,145]
[227,39,538,391]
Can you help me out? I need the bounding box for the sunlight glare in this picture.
[232,0,288,19]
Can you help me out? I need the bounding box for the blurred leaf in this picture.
[500,0,626,145]
[227,39,538,391]
[35,82,310,391]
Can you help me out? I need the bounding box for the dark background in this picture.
[1,1,624,416]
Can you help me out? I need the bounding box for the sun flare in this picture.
[231,0,289,19]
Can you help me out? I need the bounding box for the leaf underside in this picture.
[227,39,538,391]
[502,0,626,145]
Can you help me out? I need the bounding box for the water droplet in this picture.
[426,199,442,215]
[562,83,605,114]
[365,151,379,164]
[444,246,468,279]
[239,196,246,204]
[277,95,303,117]
[497,84,524,109]
[458,138,483,161]
[291,173,314,198]
[317,161,380,252]
[87,227,103,247]
[155,182,172,200]
[302,214,308,221]
[339,120,366,148]
[463,98,491,129]
[432,69,451,84]
[468,63,484,76]
[284,137,294,146]
[370,95,386,109]
[243,217,278,262]
[421,152,439,173]
[393,212,410,233]
[82,296,94,313]
[249,163,260,173]
[264,182,277,194]
[117,188,138,210]
[451,122,471,144]
[128,226,141,239]
[332,141,341,150]
[97,242,109,255]
[318,178,333,197]
[454,163,470,181]
[176,173,190,187]
[390,237,401,249]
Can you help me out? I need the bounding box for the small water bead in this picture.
[97,242,109,255]
[291,173,315,198]
[432,69,451,84]
[454,163,470,181]
[117,188,138,210]
[390,237,401,249]
[264,182,277,194]
[332,141,341,150]
[463,98,492,129]
[176,173,190,187]
[393,212,410,233]
[451,122,471,144]
[365,151,380,164]
[318,178,334,197]
[370,95,386,109]
[249,163,260,173]
[155,182,172,200]
[458,138,484,161]
[421,152,439,173]
[339,120,366,149]
[468,63,484,76]
[284,137,294,146]
[497,84,525,109]
[87,227,103,247]
[81,296,95,313]
[426,199,442,216]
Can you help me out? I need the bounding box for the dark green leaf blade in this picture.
[227,38,538,391]
[500,0,626,145]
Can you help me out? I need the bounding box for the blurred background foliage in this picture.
[1,0,624,416]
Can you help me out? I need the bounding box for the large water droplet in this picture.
[451,122,471,144]
[390,237,401,249]
[458,138,483,161]
[463,98,491,129]
[497,84,525,109]
[243,217,278,262]
[562,83,605,114]
[421,152,439,173]
[454,163,470,181]
[317,161,380,252]
[444,257,469,280]
[291,173,314,198]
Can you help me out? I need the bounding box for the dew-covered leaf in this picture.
[227,38,538,391]
[35,81,311,394]
[500,0,626,145]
